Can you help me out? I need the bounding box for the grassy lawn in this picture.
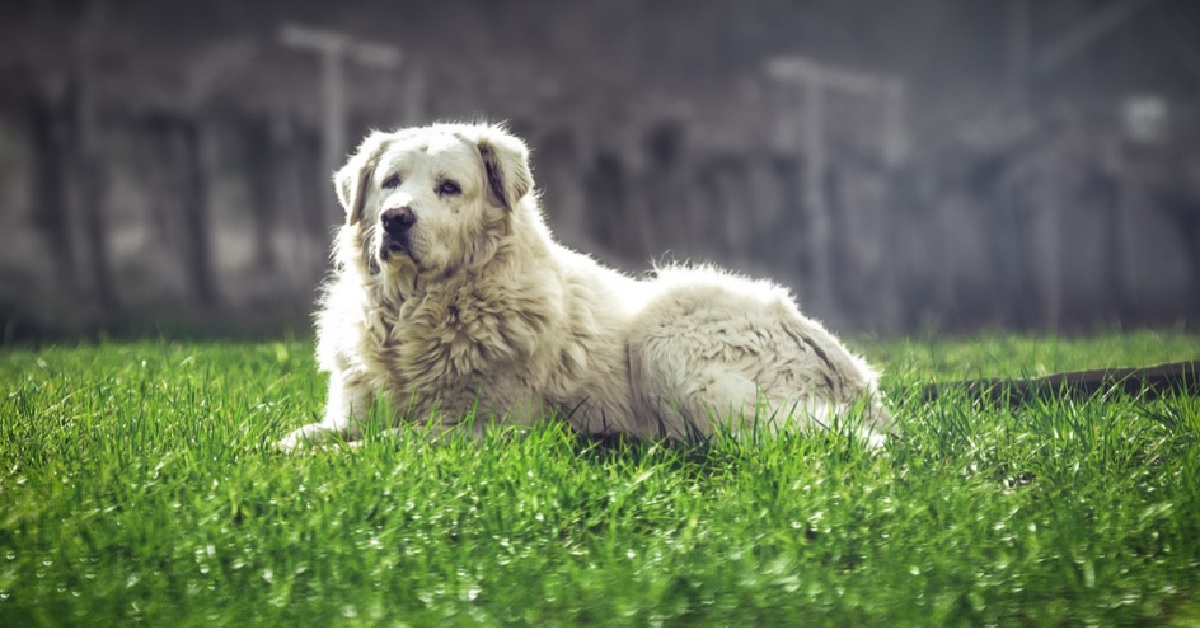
[2,332,1199,625]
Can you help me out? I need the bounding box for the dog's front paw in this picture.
[277,424,322,453]
[278,423,366,453]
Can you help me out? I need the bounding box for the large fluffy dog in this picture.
[279,123,891,450]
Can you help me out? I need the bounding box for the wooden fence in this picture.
[0,90,1197,337]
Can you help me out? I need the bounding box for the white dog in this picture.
[279,122,891,450]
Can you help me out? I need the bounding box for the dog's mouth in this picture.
[378,233,417,264]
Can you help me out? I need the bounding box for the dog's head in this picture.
[335,123,533,278]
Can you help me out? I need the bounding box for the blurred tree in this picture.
[175,116,219,311]
[244,114,280,272]
[71,0,118,319]
[27,81,76,293]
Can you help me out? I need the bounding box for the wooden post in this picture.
[280,25,402,226]
[28,82,77,293]
[1008,0,1032,116]
[401,68,425,127]
[800,76,833,318]
[175,40,255,311]
[1036,164,1063,330]
[882,80,908,167]
[1114,144,1139,320]
[246,116,279,271]
[322,49,345,206]
[766,56,908,322]
[177,117,219,311]
[74,0,118,320]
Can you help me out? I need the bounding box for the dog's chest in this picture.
[371,287,548,394]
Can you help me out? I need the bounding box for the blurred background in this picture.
[1,0,1198,340]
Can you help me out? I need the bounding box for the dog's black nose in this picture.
[381,207,416,234]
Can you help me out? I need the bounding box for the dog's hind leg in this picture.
[629,282,891,445]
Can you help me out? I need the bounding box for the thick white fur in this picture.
[279,123,892,450]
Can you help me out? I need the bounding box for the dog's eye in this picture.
[438,180,462,196]
[381,173,401,189]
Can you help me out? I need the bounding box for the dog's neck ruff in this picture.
[373,266,424,305]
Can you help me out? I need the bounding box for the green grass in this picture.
[2,332,1199,626]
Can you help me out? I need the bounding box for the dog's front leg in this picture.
[278,370,374,452]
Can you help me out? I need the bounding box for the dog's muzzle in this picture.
[379,207,416,260]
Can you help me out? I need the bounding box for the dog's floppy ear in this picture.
[475,126,532,210]
[335,131,392,225]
